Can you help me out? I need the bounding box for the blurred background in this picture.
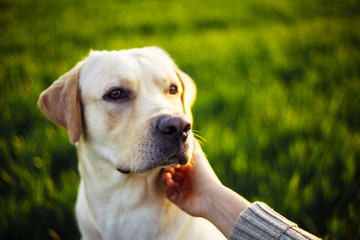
[1,0,359,239]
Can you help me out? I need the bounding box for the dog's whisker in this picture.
[191,129,201,133]
[192,132,207,146]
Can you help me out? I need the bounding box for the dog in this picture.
[38,47,225,239]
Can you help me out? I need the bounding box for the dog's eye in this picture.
[169,84,178,95]
[107,89,125,100]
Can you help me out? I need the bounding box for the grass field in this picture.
[1,0,359,239]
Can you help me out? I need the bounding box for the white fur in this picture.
[71,47,225,239]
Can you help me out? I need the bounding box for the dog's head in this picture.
[38,47,196,173]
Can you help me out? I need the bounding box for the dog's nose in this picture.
[157,115,191,142]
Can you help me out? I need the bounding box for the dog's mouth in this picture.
[117,153,189,174]
[160,153,189,167]
[117,168,132,174]
[116,127,193,175]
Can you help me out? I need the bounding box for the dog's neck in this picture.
[76,140,187,239]
[77,140,163,207]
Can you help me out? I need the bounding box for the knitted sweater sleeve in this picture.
[228,202,321,240]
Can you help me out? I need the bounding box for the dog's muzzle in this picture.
[117,114,192,174]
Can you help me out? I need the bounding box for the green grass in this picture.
[1,0,360,239]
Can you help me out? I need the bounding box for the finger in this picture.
[179,164,190,172]
[161,167,175,175]
[165,179,180,189]
[172,171,185,182]
[168,167,176,175]
[164,180,181,197]
[161,172,172,182]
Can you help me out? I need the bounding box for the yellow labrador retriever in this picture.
[38,47,225,240]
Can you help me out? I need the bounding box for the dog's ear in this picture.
[176,67,197,123]
[38,61,84,144]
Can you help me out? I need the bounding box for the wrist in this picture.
[200,184,251,237]
[197,182,224,219]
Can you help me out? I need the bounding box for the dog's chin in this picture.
[160,154,189,167]
[116,154,190,175]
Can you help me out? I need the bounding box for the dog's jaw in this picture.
[114,131,193,174]
[115,151,191,174]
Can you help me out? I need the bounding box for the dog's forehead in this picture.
[79,49,178,92]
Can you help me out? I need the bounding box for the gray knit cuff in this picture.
[229,202,314,240]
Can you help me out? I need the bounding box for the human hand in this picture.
[160,139,222,218]
[160,139,250,237]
